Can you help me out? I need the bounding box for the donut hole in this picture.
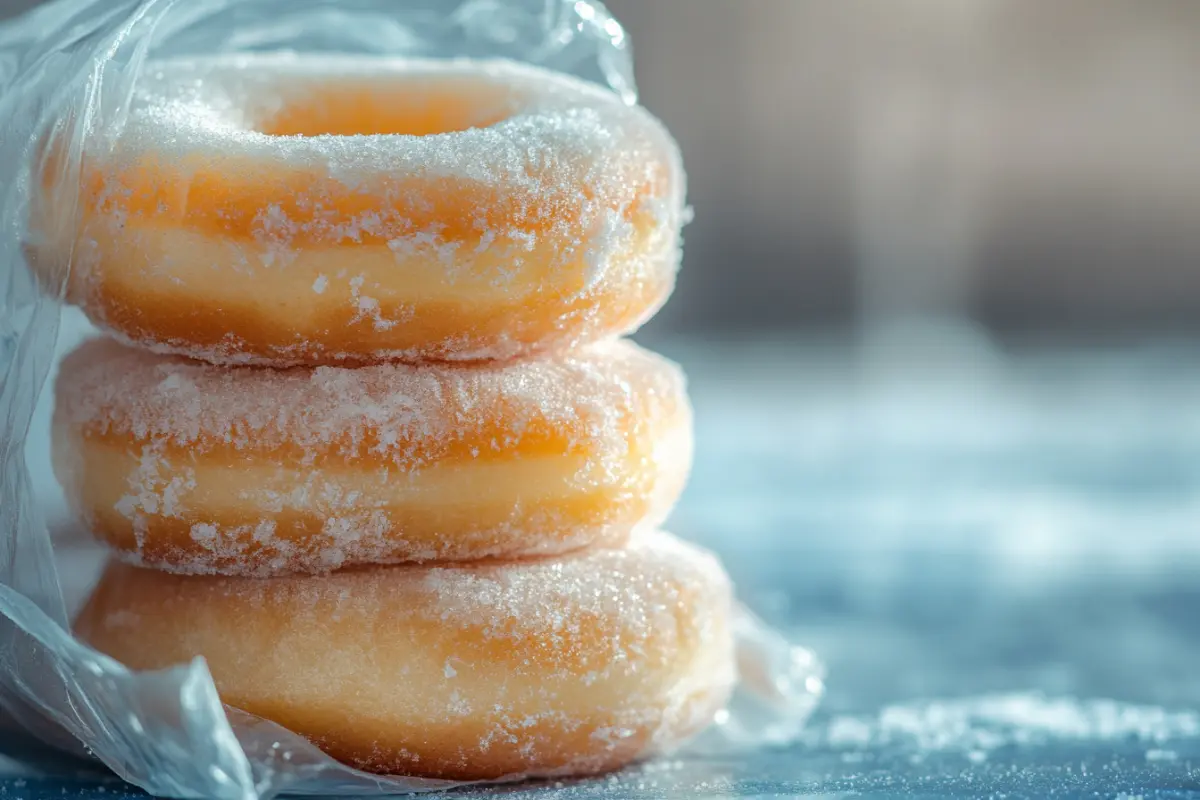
[259,82,516,137]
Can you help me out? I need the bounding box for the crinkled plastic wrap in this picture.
[0,1,824,797]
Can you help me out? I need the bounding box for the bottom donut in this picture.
[74,531,735,780]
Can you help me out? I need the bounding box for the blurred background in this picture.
[611,0,1200,342]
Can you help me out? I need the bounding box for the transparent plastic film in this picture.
[0,1,824,797]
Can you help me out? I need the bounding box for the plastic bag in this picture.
[0,1,824,796]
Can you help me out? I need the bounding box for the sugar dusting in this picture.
[59,53,688,365]
[815,694,1200,760]
[81,531,736,777]
[57,336,680,462]
[54,336,690,575]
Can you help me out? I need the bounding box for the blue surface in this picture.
[6,341,1200,797]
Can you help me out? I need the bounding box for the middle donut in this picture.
[52,337,691,576]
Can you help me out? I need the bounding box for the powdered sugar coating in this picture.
[76,530,735,780]
[53,336,693,574]
[54,335,684,468]
[33,53,688,365]
[120,54,656,198]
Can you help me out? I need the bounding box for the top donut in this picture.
[29,54,687,366]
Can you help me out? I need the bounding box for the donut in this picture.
[52,336,691,576]
[29,54,687,366]
[74,530,735,780]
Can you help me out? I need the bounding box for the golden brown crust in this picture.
[74,531,736,780]
[53,337,692,575]
[56,247,675,367]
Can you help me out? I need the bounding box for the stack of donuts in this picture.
[34,55,735,780]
